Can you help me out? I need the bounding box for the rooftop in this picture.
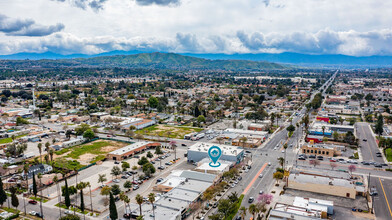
[188,142,243,156]
[108,141,152,156]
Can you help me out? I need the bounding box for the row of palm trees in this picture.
[239,203,266,220]
[134,193,156,220]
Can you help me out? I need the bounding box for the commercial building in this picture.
[132,170,217,220]
[106,141,160,161]
[187,142,244,164]
[300,144,344,157]
[287,168,366,199]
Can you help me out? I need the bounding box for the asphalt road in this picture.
[356,122,384,163]
[370,177,392,220]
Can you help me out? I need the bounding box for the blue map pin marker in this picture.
[208,146,222,167]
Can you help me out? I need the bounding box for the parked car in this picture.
[29,211,36,216]
[245,150,251,153]
[213,202,218,208]
[35,212,43,218]
[114,161,120,164]
[64,210,72,214]
[362,139,367,141]
[133,185,139,190]
[181,144,187,146]
[248,197,254,203]
[158,166,165,170]
[374,163,382,168]
[317,156,324,160]
[259,190,264,194]
[113,179,120,183]
[309,155,316,159]
[123,213,131,219]
[121,175,129,179]
[28,200,37,204]
[259,174,263,178]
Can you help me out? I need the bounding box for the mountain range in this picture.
[1,50,392,67]
[0,52,286,71]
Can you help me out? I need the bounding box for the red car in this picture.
[28,200,38,205]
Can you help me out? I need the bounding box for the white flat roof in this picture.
[188,142,243,156]
[108,141,152,156]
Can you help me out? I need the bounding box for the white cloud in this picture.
[0,0,392,55]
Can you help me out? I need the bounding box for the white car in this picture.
[113,179,120,183]
[29,211,37,216]
[259,174,263,178]
[64,210,73,214]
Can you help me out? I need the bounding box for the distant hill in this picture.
[0,52,286,71]
[2,50,392,67]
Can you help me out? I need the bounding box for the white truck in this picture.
[191,133,205,141]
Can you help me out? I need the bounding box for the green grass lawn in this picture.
[66,141,112,159]
[136,125,203,139]
[385,148,392,162]
[29,196,48,203]
[0,134,28,144]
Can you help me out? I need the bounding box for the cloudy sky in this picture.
[0,0,391,56]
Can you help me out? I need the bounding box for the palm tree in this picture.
[49,149,54,162]
[73,168,78,215]
[53,176,61,218]
[45,142,50,153]
[322,126,325,135]
[37,143,42,163]
[239,206,247,220]
[98,174,107,186]
[76,182,87,220]
[135,194,144,217]
[248,204,257,220]
[22,162,29,215]
[169,140,177,160]
[85,182,93,215]
[37,173,44,219]
[119,192,129,215]
[148,193,155,220]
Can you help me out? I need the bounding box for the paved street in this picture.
[370,177,392,220]
[356,122,384,163]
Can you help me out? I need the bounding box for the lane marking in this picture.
[361,126,374,161]
[242,163,267,195]
[379,177,392,218]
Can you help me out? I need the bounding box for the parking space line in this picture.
[379,177,392,218]
[242,163,267,195]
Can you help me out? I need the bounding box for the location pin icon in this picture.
[208,146,222,167]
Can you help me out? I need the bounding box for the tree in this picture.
[197,115,206,123]
[121,161,130,172]
[64,177,71,209]
[138,157,149,166]
[375,114,384,136]
[239,206,247,220]
[146,152,153,161]
[16,117,29,125]
[109,193,118,220]
[333,131,339,141]
[100,186,111,200]
[277,157,285,169]
[258,193,273,205]
[148,193,156,220]
[286,124,295,132]
[76,182,86,219]
[32,172,38,198]
[98,174,107,186]
[217,199,232,218]
[330,162,338,170]
[169,140,177,160]
[273,172,283,184]
[111,184,121,196]
[135,194,144,217]
[83,129,95,140]
[111,166,121,179]
[209,213,222,220]
[248,204,258,220]
[0,177,7,207]
[309,159,320,167]
[123,180,132,191]
[10,187,19,210]
[75,124,90,136]
[148,96,159,108]
[37,143,43,163]
[38,173,44,218]
[49,149,54,162]
[142,163,156,176]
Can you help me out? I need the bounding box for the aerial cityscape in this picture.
[0,1,392,220]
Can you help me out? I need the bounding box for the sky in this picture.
[0,0,392,56]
